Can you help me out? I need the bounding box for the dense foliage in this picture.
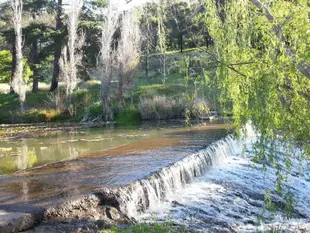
[201,0,310,155]
[0,50,32,83]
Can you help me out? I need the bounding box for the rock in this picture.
[0,211,37,233]
[44,194,103,221]
[171,200,184,207]
[209,227,235,233]
[106,207,120,221]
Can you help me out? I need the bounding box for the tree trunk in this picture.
[145,53,149,79]
[179,34,183,53]
[11,0,25,112]
[101,62,113,121]
[10,40,16,94]
[50,0,63,91]
[31,39,39,92]
[118,67,125,109]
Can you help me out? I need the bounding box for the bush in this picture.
[80,101,103,122]
[137,96,211,121]
[44,91,67,112]
[190,99,210,119]
[23,109,61,122]
[115,106,140,125]
[138,95,186,120]
[72,89,90,106]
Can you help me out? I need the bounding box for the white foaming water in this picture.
[115,128,256,215]
[113,126,310,232]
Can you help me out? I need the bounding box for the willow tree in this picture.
[11,0,26,112]
[203,0,310,160]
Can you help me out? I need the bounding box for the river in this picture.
[0,121,309,233]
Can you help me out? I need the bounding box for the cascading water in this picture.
[111,128,310,232]
[114,132,254,217]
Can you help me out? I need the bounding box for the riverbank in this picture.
[0,118,230,141]
[0,122,109,140]
[0,71,225,125]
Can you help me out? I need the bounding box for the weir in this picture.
[100,135,247,217]
[43,134,247,223]
[5,124,309,233]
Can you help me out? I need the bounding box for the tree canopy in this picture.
[202,0,310,158]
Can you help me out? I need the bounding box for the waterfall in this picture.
[115,134,254,217]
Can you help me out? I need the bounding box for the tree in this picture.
[203,0,310,160]
[99,0,120,121]
[117,11,141,109]
[140,2,158,79]
[0,50,32,84]
[50,0,63,91]
[79,0,106,80]
[11,0,26,112]
[65,0,84,102]
[23,0,55,92]
[156,0,169,84]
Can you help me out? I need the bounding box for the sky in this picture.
[0,0,149,4]
[0,0,151,8]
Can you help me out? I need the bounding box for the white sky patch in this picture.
[0,0,152,8]
[110,0,154,11]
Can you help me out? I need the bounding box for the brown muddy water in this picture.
[0,120,230,209]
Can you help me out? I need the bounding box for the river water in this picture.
[0,121,229,207]
[134,129,310,232]
[1,121,310,233]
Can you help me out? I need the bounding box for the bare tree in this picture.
[11,0,26,112]
[141,2,157,79]
[99,0,120,121]
[65,0,84,103]
[117,11,141,109]
[156,0,169,84]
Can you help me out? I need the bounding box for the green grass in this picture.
[115,106,141,125]
[0,48,220,124]
[100,223,192,233]
[134,83,186,100]
[0,82,102,124]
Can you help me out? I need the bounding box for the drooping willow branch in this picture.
[249,0,310,79]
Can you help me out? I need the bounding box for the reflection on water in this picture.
[0,123,164,174]
[0,121,230,207]
[0,121,231,174]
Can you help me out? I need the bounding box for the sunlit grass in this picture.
[100,223,192,233]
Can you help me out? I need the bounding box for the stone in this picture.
[0,210,37,233]
[106,207,120,221]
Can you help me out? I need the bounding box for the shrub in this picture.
[115,106,140,125]
[44,91,67,112]
[23,109,61,122]
[190,99,210,119]
[72,89,90,106]
[80,101,104,122]
[138,95,186,120]
[137,96,211,121]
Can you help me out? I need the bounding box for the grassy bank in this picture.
[0,50,223,124]
[100,224,285,233]
[0,73,217,124]
[100,223,193,233]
